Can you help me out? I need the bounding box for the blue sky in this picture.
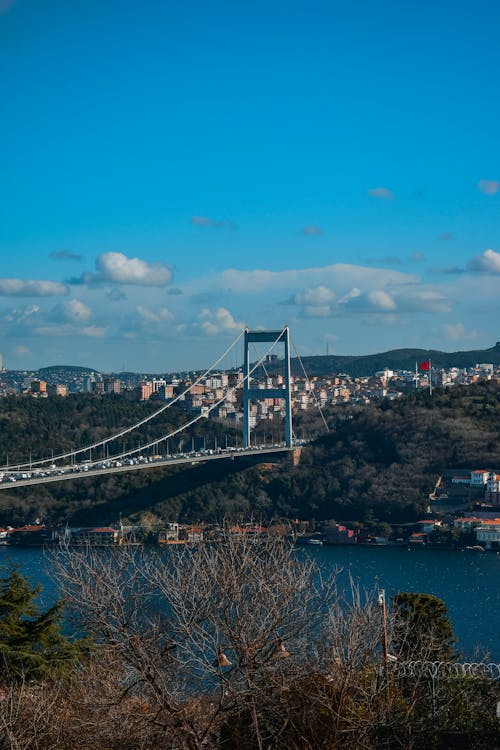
[1,0,499,371]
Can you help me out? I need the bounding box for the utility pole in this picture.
[378,589,390,713]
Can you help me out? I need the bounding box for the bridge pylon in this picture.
[243,327,293,449]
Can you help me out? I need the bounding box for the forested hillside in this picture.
[144,381,500,527]
[0,382,499,527]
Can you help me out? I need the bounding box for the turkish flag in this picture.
[420,360,430,371]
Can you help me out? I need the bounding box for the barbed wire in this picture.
[393,660,500,680]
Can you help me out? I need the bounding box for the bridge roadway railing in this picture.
[1,327,287,473]
[0,444,293,490]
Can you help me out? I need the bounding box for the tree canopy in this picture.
[391,591,457,662]
[0,568,89,683]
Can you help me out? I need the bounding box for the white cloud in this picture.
[4,305,41,323]
[32,322,106,338]
[198,307,245,336]
[339,289,397,313]
[81,326,107,338]
[303,305,332,318]
[466,249,500,273]
[368,187,394,200]
[338,288,361,303]
[62,299,92,323]
[294,285,336,306]
[367,290,397,311]
[444,322,478,342]
[477,180,500,195]
[220,264,414,295]
[75,252,173,286]
[136,305,175,323]
[305,286,451,316]
[32,324,74,337]
[396,289,452,314]
[97,252,172,285]
[0,279,69,296]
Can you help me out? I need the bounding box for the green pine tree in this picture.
[0,567,90,683]
[391,592,457,662]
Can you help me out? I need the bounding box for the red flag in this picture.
[420,360,430,371]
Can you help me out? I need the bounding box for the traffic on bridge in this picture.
[0,328,318,491]
[0,443,299,490]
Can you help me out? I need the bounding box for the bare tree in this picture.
[41,539,500,749]
[50,534,338,748]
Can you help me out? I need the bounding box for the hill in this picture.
[289,341,500,377]
[15,342,500,382]
[37,365,99,376]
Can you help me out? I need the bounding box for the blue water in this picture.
[1,544,499,662]
[309,544,500,662]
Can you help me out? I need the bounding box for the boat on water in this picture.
[465,545,485,552]
[295,536,324,547]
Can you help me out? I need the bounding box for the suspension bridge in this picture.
[0,327,322,490]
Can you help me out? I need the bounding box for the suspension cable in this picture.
[77,328,287,465]
[290,334,329,433]
[251,343,271,380]
[2,327,247,471]
[6,328,286,471]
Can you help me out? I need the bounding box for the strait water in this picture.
[1,544,498,662]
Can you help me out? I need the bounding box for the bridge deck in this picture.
[0,446,292,490]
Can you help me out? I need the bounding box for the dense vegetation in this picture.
[0,381,499,527]
[0,568,89,682]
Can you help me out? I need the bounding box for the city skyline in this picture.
[1,0,500,371]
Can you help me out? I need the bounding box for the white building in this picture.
[475,521,500,549]
[470,470,489,487]
[486,472,500,494]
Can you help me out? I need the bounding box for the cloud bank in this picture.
[0,279,69,297]
[71,252,173,286]
[466,249,500,273]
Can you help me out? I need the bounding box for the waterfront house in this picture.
[415,520,442,534]
[408,532,426,545]
[485,472,500,506]
[475,519,500,550]
[451,476,471,486]
[70,527,119,545]
[8,525,59,546]
[228,524,266,536]
[470,470,490,487]
[323,523,357,544]
[179,525,205,543]
[453,517,484,531]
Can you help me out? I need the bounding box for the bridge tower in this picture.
[243,327,293,449]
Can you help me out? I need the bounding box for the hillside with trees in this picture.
[0,381,499,527]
